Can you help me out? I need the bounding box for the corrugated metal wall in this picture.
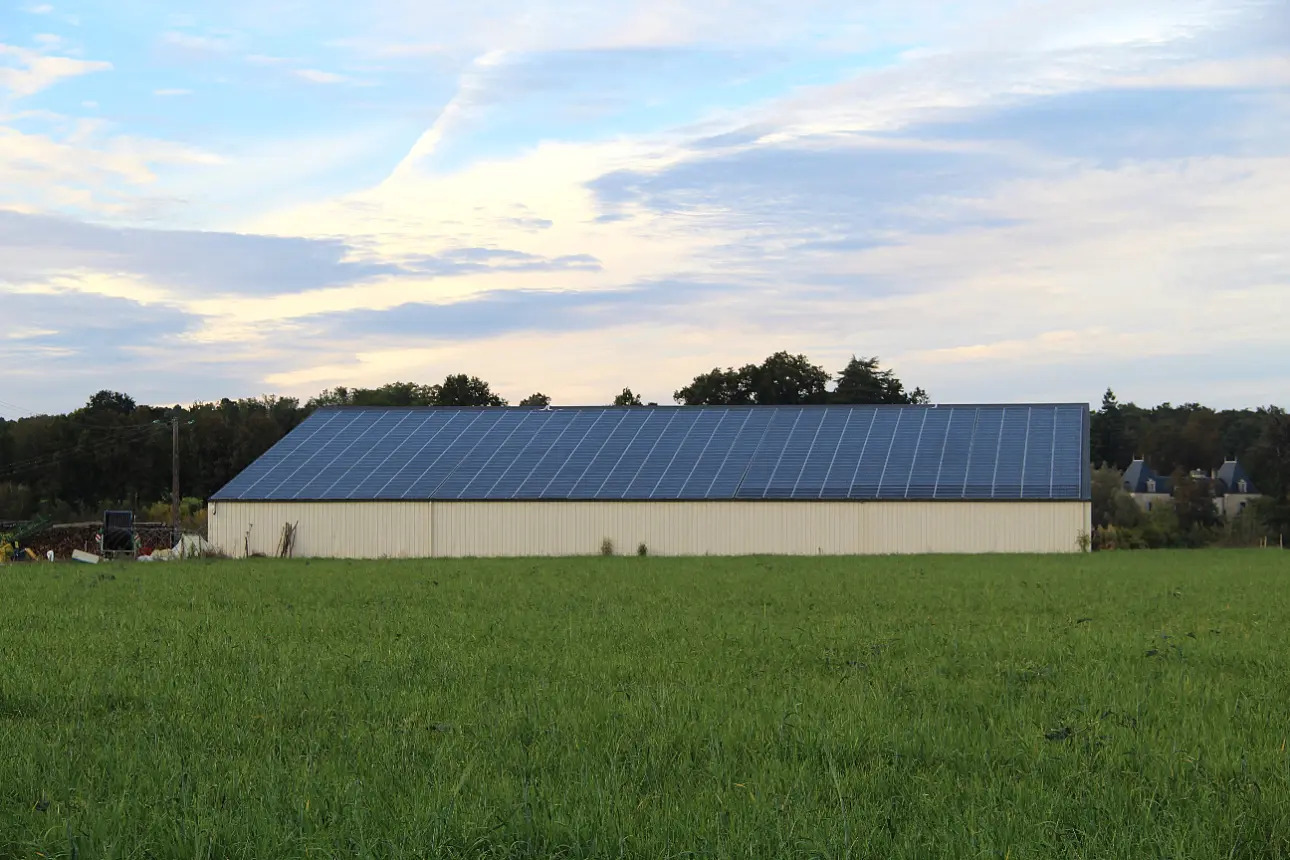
[431,501,1088,556]
[209,501,434,558]
[211,500,1089,558]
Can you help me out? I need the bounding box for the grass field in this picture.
[2,551,1288,859]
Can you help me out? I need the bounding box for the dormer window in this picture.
[1238,479,1248,494]
[1146,478,1156,493]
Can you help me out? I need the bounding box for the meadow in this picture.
[1,551,1288,859]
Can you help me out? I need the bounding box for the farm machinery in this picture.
[0,517,51,563]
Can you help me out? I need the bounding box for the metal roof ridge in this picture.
[308,401,1090,411]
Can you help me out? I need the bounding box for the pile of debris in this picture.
[137,533,217,562]
[1,519,216,563]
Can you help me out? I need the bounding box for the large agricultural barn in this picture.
[209,403,1091,558]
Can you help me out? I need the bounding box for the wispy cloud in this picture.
[292,68,350,84]
[0,44,112,99]
[158,30,239,57]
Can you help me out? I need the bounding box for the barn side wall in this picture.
[210,500,1090,558]
[209,501,435,558]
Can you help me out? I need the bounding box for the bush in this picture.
[637,542,648,557]
[600,538,614,556]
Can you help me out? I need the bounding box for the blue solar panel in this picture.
[853,409,897,498]
[763,410,821,499]
[736,408,800,499]
[212,403,1091,502]
[650,409,723,499]
[791,407,847,499]
[487,412,565,498]
[1052,405,1086,498]
[819,409,869,499]
[676,409,745,499]
[567,411,637,499]
[1022,407,1055,498]
[434,410,529,498]
[706,408,772,498]
[992,407,1030,499]
[906,407,949,498]
[513,410,602,499]
[933,407,975,499]
[964,408,1002,498]
[624,410,689,498]
[878,409,922,499]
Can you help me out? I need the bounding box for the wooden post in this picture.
[171,417,180,542]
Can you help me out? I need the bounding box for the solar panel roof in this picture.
[211,404,1090,502]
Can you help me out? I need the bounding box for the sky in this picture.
[1,0,1287,417]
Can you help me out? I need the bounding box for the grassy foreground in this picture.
[1,552,1288,859]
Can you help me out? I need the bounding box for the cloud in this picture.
[892,85,1288,164]
[24,4,54,13]
[304,278,728,341]
[245,54,290,66]
[5,0,1288,414]
[158,31,239,57]
[0,210,604,299]
[293,68,350,84]
[0,288,199,389]
[0,286,287,409]
[0,123,224,214]
[0,44,112,99]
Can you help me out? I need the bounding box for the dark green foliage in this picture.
[429,374,507,407]
[1091,388,1130,468]
[1171,471,1220,533]
[674,351,831,405]
[1248,407,1290,502]
[1090,464,1142,532]
[519,393,551,408]
[673,366,756,405]
[0,481,33,520]
[831,355,929,405]
[83,390,137,416]
[674,351,918,406]
[613,388,644,406]
[0,394,305,522]
[2,553,1290,858]
[746,351,832,404]
[306,381,436,408]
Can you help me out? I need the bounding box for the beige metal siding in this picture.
[209,501,434,558]
[431,501,1090,557]
[210,500,1089,558]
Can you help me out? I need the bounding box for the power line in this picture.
[0,423,168,479]
[0,397,42,419]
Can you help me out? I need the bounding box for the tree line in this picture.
[1088,389,1289,547]
[0,357,1286,546]
[0,353,921,523]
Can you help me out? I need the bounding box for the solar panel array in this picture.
[213,404,1089,502]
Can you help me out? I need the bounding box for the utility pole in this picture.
[171,416,180,542]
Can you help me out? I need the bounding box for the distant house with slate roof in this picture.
[1214,460,1260,519]
[1123,459,1173,511]
[1124,457,1262,518]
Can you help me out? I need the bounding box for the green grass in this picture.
[1,551,1289,859]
